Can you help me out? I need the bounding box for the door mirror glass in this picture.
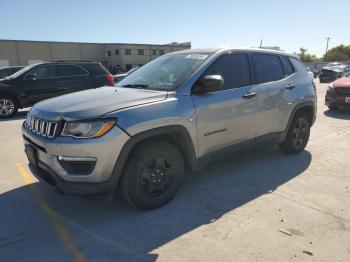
[25,73,37,81]
[195,75,224,93]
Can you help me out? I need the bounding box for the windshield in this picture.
[5,64,36,79]
[118,53,210,90]
[127,67,139,74]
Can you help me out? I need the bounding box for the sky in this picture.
[1,0,349,57]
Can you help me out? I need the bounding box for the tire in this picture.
[279,113,310,154]
[121,140,185,210]
[0,96,18,118]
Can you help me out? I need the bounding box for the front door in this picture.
[21,64,59,104]
[191,52,259,157]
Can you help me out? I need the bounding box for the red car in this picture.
[325,73,350,110]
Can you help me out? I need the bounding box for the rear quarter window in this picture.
[280,56,295,76]
[252,54,284,84]
[289,58,307,73]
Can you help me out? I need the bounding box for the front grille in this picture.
[336,88,350,95]
[25,113,58,139]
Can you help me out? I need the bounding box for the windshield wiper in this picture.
[120,84,149,89]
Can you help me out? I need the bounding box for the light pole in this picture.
[325,37,330,55]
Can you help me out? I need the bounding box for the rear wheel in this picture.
[121,140,185,210]
[279,113,310,154]
[0,96,18,118]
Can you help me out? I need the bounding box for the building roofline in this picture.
[0,39,191,47]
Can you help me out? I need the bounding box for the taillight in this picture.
[106,74,115,86]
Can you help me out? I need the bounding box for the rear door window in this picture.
[57,65,88,77]
[252,54,284,84]
[203,53,251,91]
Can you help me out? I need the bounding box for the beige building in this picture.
[0,39,191,72]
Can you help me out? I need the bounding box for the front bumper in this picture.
[28,162,114,195]
[325,92,350,108]
[22,123,130,194]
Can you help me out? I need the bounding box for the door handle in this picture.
[242,92,257,99]
[285,84,295,90]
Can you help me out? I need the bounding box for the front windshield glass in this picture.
[5,64,36,79]
[118,53,210,90]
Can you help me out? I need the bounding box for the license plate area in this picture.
[25,144,38,166]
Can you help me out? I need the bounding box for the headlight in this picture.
[327,83,334,92]
[62,119,116,138]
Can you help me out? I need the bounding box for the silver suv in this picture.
[22,48,316,209]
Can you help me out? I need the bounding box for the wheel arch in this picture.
[108,125,197,199]
[0,91,22,108]
[285,101,316,134]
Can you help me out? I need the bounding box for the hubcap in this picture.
[292,118,307,147]
[0,99,15,116]
[140,157,174,198]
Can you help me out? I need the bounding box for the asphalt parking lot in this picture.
[0,81,349,262]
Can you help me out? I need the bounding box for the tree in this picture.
[323,45,350,62]
[297,48,319,62]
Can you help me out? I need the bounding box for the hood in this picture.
[322,67,342,73]
[31,86,168,121]
[333,77,350,88]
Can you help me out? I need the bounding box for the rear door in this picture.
[56,64,89,94]
[192,52,259,157]
[84,64,110,87]
[21,64,59,104]
[251,53,295,138]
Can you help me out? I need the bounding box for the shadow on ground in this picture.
[0,110,28,122]
[324,109,350,120]
[0,146,312,261]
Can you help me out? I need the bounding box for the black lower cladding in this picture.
[25,144,38,167]
[28,160,114,195]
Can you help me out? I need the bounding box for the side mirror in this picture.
[25,74,37,81]
[195,75,224,94]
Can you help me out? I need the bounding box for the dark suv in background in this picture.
[0,61,114,118]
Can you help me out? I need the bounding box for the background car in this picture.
[319,64,350,83]
[113,67,139,83]
[0,61,114,118]
[325,72,350,110]
[0,66,25,79]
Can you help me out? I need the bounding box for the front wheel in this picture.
[120,141,185,210]
[279,113,310,154]
[0,97,18,118]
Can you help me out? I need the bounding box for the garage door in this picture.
[0,60,10,68]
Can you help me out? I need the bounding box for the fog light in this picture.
[58,156,96,175]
